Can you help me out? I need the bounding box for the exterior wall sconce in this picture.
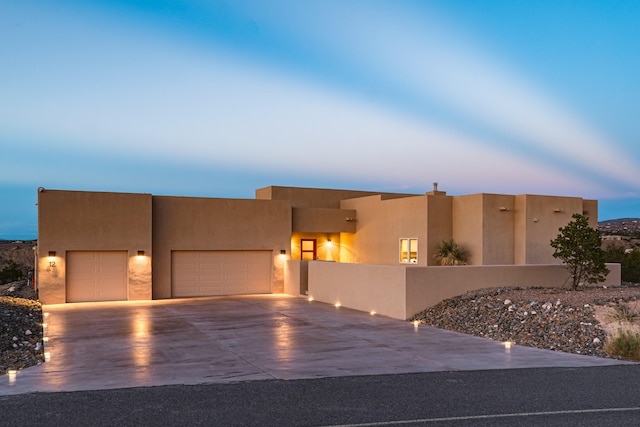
[48,251,56,257]
[280,249,286,255]
[499,206,509,211]
[137,250,145,256]
[553,208,563,213]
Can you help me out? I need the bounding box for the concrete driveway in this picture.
[1,295,631,395]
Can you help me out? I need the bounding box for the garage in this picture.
[66,251,128,302]
[172,250,272,297]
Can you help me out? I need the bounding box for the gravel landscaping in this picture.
[412,283,640,359]
[0,280,44,375]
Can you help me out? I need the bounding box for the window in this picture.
[301,239,317,260]
[399,238,418,264]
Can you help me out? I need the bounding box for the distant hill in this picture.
[599,218,640,235]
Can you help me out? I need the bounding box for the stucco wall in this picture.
[256,186,413,208]
[37,189,153,304]
[425,194,452,266]
[284,260,309,295]
[292,207,356,233]
[307,261,407,320]
[304,262,621,320]
[517,195,585,264]
[452,194,484,265]
[340,195,427,265]
[151,196,292,299]
[481,194,516,265]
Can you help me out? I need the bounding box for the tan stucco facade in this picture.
[151,196,292,299]
[37,185,603,305]
[37,189,153,304]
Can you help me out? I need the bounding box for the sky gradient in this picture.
[2,0,640,239]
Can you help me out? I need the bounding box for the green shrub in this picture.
[0,260,24,285]
[606,330,640,360]
[604,243,626,263]
[622,249,640,283]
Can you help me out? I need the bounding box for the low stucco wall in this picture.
[307,262,407,319]
[284,260,309,296]
[304,262,621,320]
[405,263,620,319]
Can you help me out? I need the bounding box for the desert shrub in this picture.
[606,330,640,360]
[622,249,640,283]
[434,239,469,266]
[0,260,24,285]
[608,304,640,323]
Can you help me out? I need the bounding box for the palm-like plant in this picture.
[434,239,469,266]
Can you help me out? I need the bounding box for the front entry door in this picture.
[300,239,317,260]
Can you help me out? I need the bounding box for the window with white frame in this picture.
[399,238,418,263]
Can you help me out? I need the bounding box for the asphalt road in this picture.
[2,365,640,426]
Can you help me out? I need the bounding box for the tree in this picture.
[434,239,469,266]
[550,213,609,290]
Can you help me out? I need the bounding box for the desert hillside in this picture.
[0,240,36,280]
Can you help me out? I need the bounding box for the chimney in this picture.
[427,182,446,196]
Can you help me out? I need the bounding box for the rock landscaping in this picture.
[0,280,44,374]
[412,283,640,359]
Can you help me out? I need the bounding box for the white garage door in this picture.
[172,250,272,297]
[66,251,128,302]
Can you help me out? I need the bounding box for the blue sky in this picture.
[2,0,640,239]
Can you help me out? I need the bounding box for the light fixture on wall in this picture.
[499,206,509,211]
[137,250,145,256]
[280,249,286,255]
[48,251,56,257]
[553,208,563,213]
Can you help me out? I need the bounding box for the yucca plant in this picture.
[434,239,469,266]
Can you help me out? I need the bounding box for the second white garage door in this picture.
[172,250,272,297]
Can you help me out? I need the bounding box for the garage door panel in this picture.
[67,251,128,302]
[172,250,272,297]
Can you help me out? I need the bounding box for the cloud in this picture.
[1,0,635,201]
[225,1,640,188]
